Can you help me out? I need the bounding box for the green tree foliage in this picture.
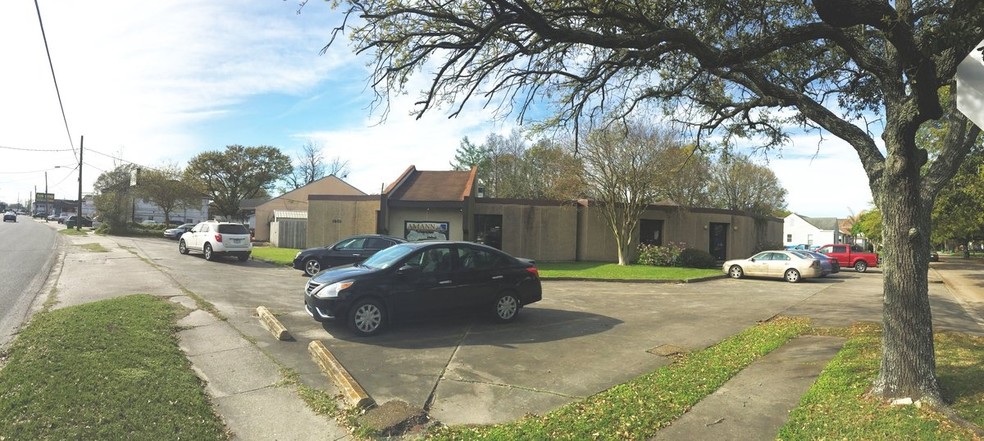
[93,164,140,230]
[452,130,585,199]
[581,122,682,265]
[321,0,984,404]
[853,208,884,250]
[136,165,201,226]
[708,152,788,217]
[184,145,292,219]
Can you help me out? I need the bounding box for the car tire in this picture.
[854,260,868,272]
[492,292,520,323]
[728,265,744,279]
[304,258,322,276]
[348,299,385,337]
[784,268,801,283]
[178,240,189,255]
[204,243,215,261]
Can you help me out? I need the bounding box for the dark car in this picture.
[304,241,542,336]
[65,215,93,228]
[163,223,196,240]
[293,234,406,276]
[3,211,16,222]
[792,250,840,276]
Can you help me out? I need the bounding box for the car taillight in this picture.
[526,267,539,278]
[214,233,223,242]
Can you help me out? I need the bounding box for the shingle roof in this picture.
[801,215,840,231]
[386,166,476,201]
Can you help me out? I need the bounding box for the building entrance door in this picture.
[474,214,502,249]
[709,223,729,260]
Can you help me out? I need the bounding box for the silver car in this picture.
[722,250,823,283]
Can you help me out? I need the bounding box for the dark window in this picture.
[474,215,503,249]
[640,219,664,246]
[786,234,792,242]
[336,237,367,250]
[457,247,502,271]
[365,238,392,249]
[408,247,453,273]
[218,224,249,234]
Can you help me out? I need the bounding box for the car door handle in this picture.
[352,254,361,257]
[491,275,504,280]
[439,280,452,285]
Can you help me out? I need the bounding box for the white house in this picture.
[783,213,847,247]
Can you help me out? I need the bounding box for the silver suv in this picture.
[178,221,252,262]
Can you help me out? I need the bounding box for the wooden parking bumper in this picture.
[308,340,375,409]
[255,306,292,341]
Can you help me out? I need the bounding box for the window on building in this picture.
[786,234,792,242]
[474,214,503,249]
[640,219,664,246]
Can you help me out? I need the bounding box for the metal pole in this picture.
[77,136,83,231]
[45,171,49,222]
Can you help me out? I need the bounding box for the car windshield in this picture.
[360,244,416,270]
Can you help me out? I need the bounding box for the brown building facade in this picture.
[306,166,782,262]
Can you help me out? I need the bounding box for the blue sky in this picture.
[0,0,874,218]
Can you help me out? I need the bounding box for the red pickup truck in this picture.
[816,244,879,272]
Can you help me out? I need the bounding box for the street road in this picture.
[0,215,59,348]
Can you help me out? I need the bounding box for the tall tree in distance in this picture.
[662,145,712,208]
[708,152,788,217]
[93,163,140,230]
[320,0,984,406]
[581,122,681,265]
[184,145,292,219]
[136,164,201,226]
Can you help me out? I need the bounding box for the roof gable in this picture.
[387,167,476,202]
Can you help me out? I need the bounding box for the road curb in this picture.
[256,306,292,341]
[308,340,375,409]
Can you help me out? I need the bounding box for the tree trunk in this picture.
[870,155,944,405]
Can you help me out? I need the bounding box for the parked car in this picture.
[791,250,839,276]
[57,214,71,224]
[722,250,823,283]
[178,221,252,262]
[65,215,93,228]
[304,241,542,336]
[47,213,61,222]
[930,251,940,262]
[3,211,16,222]
[816,244,879,272]
[163,223,196,240]
[293,234,406,276]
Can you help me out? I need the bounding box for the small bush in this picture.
[676,248,718,268]
[636,242,686,266]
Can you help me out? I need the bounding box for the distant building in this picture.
[783,213,850,247]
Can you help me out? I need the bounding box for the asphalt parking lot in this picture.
[68,235,984,426]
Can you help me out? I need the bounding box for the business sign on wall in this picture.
[405,221,449,241]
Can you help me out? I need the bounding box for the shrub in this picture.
[636,242,686,266]
[676,248,718,268]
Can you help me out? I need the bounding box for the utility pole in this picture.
[77,136,83,231]
[45,171,49,222]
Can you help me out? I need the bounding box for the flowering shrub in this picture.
[636,242,686,266]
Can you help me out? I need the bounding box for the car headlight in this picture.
[313,280,355,299]
[295,251,302,259]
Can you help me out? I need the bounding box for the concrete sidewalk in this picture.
[44,229,351,441]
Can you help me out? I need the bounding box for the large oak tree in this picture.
[322,0,984,406]
[184,145,292,219]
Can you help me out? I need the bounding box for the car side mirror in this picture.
[750,258,756,262]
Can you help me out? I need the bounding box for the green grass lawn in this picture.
[0,295,227,440]
[251,246,300,265]
[537,261,721,281]
[779,324,984,440]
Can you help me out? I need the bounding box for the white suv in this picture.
[178,221,252,262]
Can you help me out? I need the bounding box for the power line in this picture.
[33,0,77,162]
[0,144,75,152]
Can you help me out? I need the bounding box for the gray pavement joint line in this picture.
[442,377,582,399]
[765,282,838,323]
[422,322,475,412]
[932,268,984,331]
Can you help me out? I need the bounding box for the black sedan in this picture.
[304,241,542,336]
[65,216,93,228]
[293,234,405,276]
[3,211,16,222]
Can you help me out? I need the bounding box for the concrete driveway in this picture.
[118,237,983,425]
